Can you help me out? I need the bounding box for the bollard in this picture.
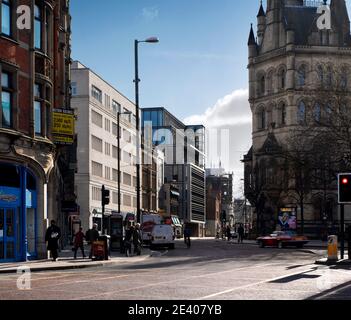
[327,235,338,262]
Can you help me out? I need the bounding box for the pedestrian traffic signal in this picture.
[102,185,110,206]
[339,174,351,204]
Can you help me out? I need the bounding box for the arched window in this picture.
[313,103,321,122]
[279,103,287,125]
[340,70,348,89]
[317,65,324,84]
[325,103,333,123]
[257,108,266,130]
[259,75,265,96]
[267,71,273,93]
[278,68,286,89]
[298,65,306,86]
[297,101,306,124]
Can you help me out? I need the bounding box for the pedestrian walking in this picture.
[184,224,191,248]
[226,225,231,242]
[124,225,134,257]
[86,223,99,259]
[45,220,61,262]
[238,224,245,244]
[133,223,142,256]
[73,227,86,259]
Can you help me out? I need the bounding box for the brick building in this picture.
[0,0,73,262]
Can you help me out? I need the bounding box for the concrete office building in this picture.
[72,61,140,233]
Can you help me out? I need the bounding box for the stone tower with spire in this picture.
[244,0,351,237]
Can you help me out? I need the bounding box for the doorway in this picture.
[0,208,18,262]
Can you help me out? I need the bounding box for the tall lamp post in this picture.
[134,37,159,223]
[117,110,132,214]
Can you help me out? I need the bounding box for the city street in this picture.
[0,239,351,300]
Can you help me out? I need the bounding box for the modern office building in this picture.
[0,0,73,262]
[142,107,206,236]
[72,62,163,240]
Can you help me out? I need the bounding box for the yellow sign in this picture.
[53,109,75,145]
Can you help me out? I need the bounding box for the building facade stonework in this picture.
[244,0,351,238]
[0,0,72,262]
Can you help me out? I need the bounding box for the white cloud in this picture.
[183,89,252,198]
[142,7,159,22]
[183,89,251,128]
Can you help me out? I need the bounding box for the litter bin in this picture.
[92,241,105,261]
[98,235,110,261]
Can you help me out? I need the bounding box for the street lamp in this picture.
[134,37,159,223]
[117,110,132,215]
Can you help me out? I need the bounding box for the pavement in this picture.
[0,246,151,274]
[0,238,348,274]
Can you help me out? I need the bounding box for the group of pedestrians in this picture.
[225,224,245,243]
[123,223,142,257]
[45,220,101,262]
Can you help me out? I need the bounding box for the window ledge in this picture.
[0,34,19,45]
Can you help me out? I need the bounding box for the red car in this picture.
[257,231,309,249]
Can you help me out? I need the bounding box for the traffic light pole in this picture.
[341,204,345,260]
[102,185,105,235]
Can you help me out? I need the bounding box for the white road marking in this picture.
[72,262,295,300]
[198,266,330,300]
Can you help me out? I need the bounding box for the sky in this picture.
[70,0,351,198]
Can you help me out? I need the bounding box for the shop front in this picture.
[0,163,38,262]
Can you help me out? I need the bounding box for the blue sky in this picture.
[70,0,351,196]
[70,0,256,120]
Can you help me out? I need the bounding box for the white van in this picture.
[141,214,162,244]
[150,224,175,250]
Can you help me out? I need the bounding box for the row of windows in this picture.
[257,64,348,96]
[90,85,137,125]
[92,186,137,207]
[256,101,335,130]
[91,135,135,164]
[91,160,135,186]
[1,1,51,54]
[91,109,135,143]
[1,70,50,137]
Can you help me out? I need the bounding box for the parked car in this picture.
[257,231,309,249]
[150,224,175,250]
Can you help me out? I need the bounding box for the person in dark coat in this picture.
[45,220,61,261]
[86,223,99,259]
[124,225,134,257]
[133,223,142,256]
[238,224,245,244]
[73,227,86,259]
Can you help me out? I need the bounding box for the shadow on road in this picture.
[307,280,351,300]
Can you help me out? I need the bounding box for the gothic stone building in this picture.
[243,0,351,238]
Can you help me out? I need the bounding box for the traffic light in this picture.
[101,185,110,206]
[339,174,351,204]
